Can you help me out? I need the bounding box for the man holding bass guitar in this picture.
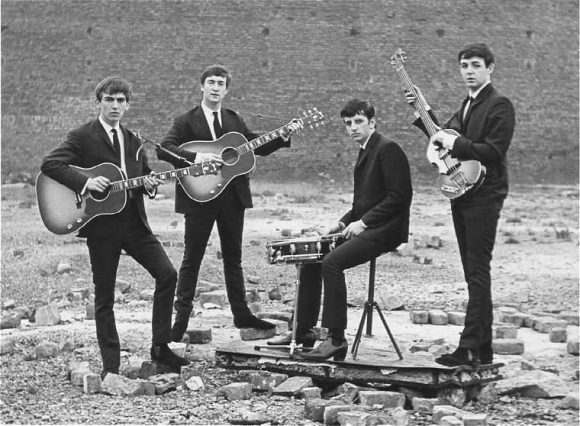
[157,64,303,339]
[405,43,516,367]
[40,77,189,377]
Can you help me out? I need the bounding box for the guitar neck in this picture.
[237,123,292,155]
[393,63,440,136]
[109,163,211,192]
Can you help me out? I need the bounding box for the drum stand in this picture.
[254,262,306,356]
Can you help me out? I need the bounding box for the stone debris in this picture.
[549,327,567,343]
[34,341,59,358]
[83,373,102,395]
[199,290,227,309]
[272,375,313,397]
[239,327,276,341]
[102,373,156,396]
[186,328,212,344]
[496,369,570,398]
[223,382,253,401]
[492,338,525,355]
[35,304,61,326]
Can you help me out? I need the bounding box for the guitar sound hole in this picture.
[221,148,239,166]
[89,188,110,201]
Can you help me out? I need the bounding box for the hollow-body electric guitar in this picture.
[177,108,325,202]
[391,48,485,199]
[36,161,220,235]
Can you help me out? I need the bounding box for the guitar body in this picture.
[426,129,485,199]
[178,132,256,202]
[36,163,126,235]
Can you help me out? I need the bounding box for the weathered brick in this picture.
[463,413,489,425]
[239,327,276,341]
[273,376,313,397]
[358,390,405,408]
[493,323,518,339]
[429,309,449,325]
[186,328,212,344]
[199,290,228,309]
[549,327,567,343]
[447,311,465,326]
[533,317,568,333]
[567,337,579,355]
[409,310,429,324]
[250,372,288,391]
[223,382,253,400]
[493,338,525,355]
[83,373,102,394]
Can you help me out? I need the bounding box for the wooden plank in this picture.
[214,342,503,390]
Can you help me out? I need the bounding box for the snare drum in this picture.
[266,234,342,264]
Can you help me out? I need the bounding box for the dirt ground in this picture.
[0,180,579,424]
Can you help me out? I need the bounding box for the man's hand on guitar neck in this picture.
[282,119,304,141]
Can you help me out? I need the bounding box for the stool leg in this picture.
[351,301,370,359]
[373,302,403,360]
[365,258,376,336]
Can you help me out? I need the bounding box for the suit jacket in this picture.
[40,119,153,238]
[414,84,515,202]
[340,132,413,250]
[158,105,290,213]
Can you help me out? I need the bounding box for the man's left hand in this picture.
[342,220,366,239]
[283,119,304,141]
[430,130,458,150]
[143,173,161,192]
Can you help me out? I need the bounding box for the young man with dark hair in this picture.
[406,43,516,366]
[41,77,188,377]
[158,64,302,340]
[269,99,413,361]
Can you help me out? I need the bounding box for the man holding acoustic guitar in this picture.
[40,77,189,377]
[404,43,516,367]
[157,64,306,339]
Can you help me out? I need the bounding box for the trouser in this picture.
[173,188,251,326]
[452,197,504,350]
[87,204,177,372]
[297,235,389,331]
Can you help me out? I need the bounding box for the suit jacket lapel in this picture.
[355,132,378,170]
[464,84,493,128]
[189,106,214,140]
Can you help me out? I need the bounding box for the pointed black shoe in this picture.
[267,331,316,348]
[234,315,275,330]
[300,337,348,361]
[151,343,189,367]
[436,347,480,367]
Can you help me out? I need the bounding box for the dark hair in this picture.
[458,43,495,67]
[340,99,375,120]
[200,64,232,88]
[94,76,132,102]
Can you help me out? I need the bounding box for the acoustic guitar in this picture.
[391,48,485,199]
[36,161,220,235]
[177,108,325,202]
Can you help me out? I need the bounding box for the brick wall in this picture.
[2,0,578,185]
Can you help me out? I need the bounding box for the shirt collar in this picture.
[201,102,221,119]
[468,81,491,100]
[99,116,119,135]
[360,129,375,150]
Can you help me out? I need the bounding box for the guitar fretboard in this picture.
[392,59,440,137]
[109,162,217,192]
[237,124,291,155]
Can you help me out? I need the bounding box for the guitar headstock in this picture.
[295,107,325,130]
[390,48,407,67]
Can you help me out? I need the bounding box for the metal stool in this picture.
[351,256,403,360]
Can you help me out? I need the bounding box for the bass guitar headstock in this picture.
[390,48,407,68]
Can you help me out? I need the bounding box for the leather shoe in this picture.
[480,341,493,364]
[436,347,480,367]
[100,370,118,380]
[151,343,189,367]
[234,315,275,330]
[267,331,316,348]
[300,338,348,361]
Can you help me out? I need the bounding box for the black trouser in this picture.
[86,204,177,373]
[452,197,504,350]
[174,188,251,326]
[296,235,391,332]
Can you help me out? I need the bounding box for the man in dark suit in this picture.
[41,77,188,377]
[268,99,412,361]
[157,64,302,340]
[406,43,516,366]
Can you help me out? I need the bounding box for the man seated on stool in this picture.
[268,99,413,361]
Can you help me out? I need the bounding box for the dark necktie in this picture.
[213,111,223,138]
[111,128,120,155]
[463,96,474,122]
[357,148,364,163]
